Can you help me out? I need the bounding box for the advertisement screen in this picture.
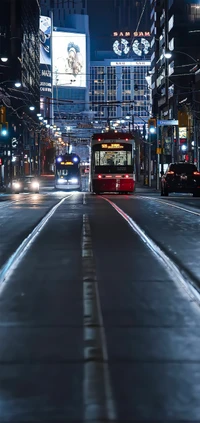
[40,16,52,96]
[40,16,51,65]
[52,31,86,88]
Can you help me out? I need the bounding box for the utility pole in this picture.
[38,131,41,176]
[156,121,160,190]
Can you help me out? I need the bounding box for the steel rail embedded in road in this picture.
[0,194,73,292]
[103,196,200,306]
[137,195,200,217]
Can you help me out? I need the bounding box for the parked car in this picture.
[161,162,200,197]
[12,176,40,194]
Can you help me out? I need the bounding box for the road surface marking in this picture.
[138,195,200,217]
[103,197,200,305]
[82,214,116,422]
[0,194,73,292]
[83,193,86,205]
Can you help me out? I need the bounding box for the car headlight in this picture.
[31,182,39,189]
[57,178,65,184]
[13,182,20,189]
[70,178,78,184]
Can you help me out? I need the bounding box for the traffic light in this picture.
[148,118,157,134]
[0,106,6,124]
[0,122,8,137]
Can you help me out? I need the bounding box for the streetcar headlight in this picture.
[58,178,65,183]
[70,178,78,184]
[13,182,20,189]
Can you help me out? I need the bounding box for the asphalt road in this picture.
[1,180,200,422]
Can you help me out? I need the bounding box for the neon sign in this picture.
[113,38,150,57]
[113,31,151,37]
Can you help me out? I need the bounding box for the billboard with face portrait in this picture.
[52,31,86,88]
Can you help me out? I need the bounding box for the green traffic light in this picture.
[1,130,8,136]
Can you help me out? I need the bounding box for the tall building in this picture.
[40,0,87,27]
[90,35,151,128]
[150,0,200,164]
[40,0,90,120]
[0,0,40,184]
[0,0,40,100]
[89,1,151,128]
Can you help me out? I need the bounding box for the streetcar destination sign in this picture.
[60,161,73,165]
[157,119,178,126]
[101,143,124,149]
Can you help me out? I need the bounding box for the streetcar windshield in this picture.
[95,150,132,166]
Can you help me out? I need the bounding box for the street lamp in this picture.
[164,51,172,59]
[164,50,199,64]
[0,57,8,63]
[29,106,35,111]
[14,81,21,88]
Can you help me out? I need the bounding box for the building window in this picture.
[168,15,174,32]
[189,4,200,21]
[168,38,174,51]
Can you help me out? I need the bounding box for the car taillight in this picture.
[98,175,102,179]
[167,171,174,175]
[193,171,200,175]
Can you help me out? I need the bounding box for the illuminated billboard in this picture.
[39,16,52,96]
[52,31,86,88]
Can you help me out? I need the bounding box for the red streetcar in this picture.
[90,131,135,194]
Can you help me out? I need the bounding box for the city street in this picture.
[0,181,200,421]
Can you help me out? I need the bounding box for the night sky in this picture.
[87,0,115,55]
[87,0,151,57]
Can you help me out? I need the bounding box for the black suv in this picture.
[161,163,200,197]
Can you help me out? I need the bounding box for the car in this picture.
[161,162,200,197]
[12,176,40,194]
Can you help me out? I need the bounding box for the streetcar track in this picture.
[0,194,73,291]
[103,196,200,306]
[135,195,200,217]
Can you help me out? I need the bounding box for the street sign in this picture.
[157,119,178,126]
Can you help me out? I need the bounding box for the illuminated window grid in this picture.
[90,66,105,114]
[133,64,151,118]
[106,67,116,117]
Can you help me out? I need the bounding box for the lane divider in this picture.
[103,197,200,305]
[137,195,200,217]
[0,194,73,292]
[82,214,116,422]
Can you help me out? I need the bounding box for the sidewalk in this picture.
[135,179,159,193]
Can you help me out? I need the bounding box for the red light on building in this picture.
[98,138,101,141]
